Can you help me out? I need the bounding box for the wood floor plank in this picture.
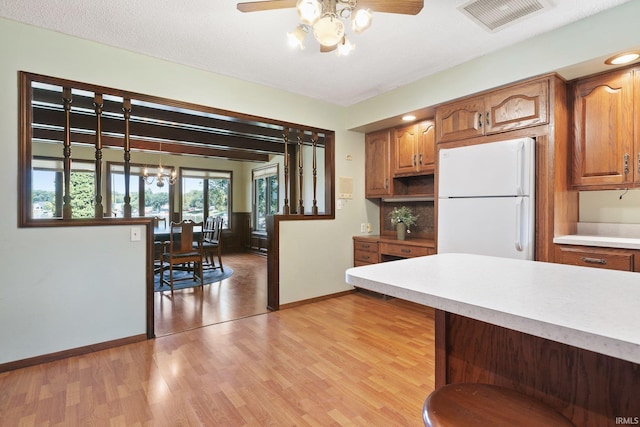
[1,292,435,426]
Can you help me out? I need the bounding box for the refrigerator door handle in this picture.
[515,197,524,252]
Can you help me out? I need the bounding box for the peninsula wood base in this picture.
[435,310,640,427]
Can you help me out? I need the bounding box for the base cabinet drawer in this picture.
[354,249,378,265]
[556,246,634,271]
[380,243,433,258]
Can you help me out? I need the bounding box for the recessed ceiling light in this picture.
[402,115,416,122]
[605,51,640,65]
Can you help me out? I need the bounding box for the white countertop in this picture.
[554,222,640,249]
[345,253,640,364]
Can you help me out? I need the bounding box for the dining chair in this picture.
[160,220,204,293]
[199,216,224,272]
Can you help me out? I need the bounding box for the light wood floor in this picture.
[154,252,269,336]
[0,292,436,426]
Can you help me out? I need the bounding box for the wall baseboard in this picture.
[0,334,147,373]
[279,290,356,310]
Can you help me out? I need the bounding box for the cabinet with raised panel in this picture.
[393,120,435,176]
[436,77,549,143]
[571,66,640,189]
[365,129,392,198]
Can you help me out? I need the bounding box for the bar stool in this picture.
[423,383,575,427]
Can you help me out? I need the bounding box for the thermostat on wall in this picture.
[339,176,353,199]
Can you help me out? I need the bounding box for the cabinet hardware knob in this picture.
[637,153,640,174]
[419,154,423,165]
[401,248,411,253]
[486,112,490,127]
[362,255,370,260]
[384,178,388,189]
[581,257,606,265]
[477,112,483,128]
[413,154,417,166]
[362,244,370,248]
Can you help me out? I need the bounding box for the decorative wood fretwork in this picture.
[122,99,132,218]
[93,93,104,218]
[62,87,73,219]
[297,129,304,214]
[312,132,318,215]
[282,128,290,215]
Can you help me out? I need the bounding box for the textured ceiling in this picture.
[0,0,633,106]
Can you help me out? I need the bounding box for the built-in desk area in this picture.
[346,254,640,427]
[353,235,435,266]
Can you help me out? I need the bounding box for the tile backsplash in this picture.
[382,201,434,237]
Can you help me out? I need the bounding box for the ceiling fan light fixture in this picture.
[351,8,373,33]
[287,25,308,49]
[313,14,345,47]
[296,0,322,25]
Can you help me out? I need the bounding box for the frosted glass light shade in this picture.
[313,15,345,47]
[287,25,308,49]
[296,0,322,25]
[351,8,373,33]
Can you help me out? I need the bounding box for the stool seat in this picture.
[423,383,574,427]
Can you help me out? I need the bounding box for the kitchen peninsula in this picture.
[346,254,640,426]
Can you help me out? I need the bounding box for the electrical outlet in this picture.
[360,223,366,233]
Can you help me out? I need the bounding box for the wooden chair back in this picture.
[203,216,223,244]
[169,220,202,254]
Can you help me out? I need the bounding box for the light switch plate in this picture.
[130,226,141,242]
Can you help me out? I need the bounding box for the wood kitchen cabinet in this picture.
[554,244,639,272]
[393,120,435,176]
[571,66,639,189]
[353,237,379,266]
[365,129,392,197]
[353,236,435,266]
[436,78,549,143]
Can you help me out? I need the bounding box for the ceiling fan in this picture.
[237,0,424,55]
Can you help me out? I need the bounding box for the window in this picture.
[107,162,174,222]
[32,157,95,219]
[253,164,279,232]
[181,168,231,227]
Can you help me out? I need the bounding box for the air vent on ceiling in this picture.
[458,0,553,32]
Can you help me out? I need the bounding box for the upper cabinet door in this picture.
[365,129,392,197]
[417,120,435,173]
[572,68,635,188]
[485,80,549,134]
[393,124,419,176]
[435,77,551,143]
[435,96,485,143]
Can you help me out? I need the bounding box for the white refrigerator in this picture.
[437,137,535,260]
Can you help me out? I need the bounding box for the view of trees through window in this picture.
[181,169,231,227]
[253,164,278,232]
[109,164,172,222]
[32,159,95,219]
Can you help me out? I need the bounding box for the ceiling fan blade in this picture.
[237,0,297,13]
[357,0,423,15]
